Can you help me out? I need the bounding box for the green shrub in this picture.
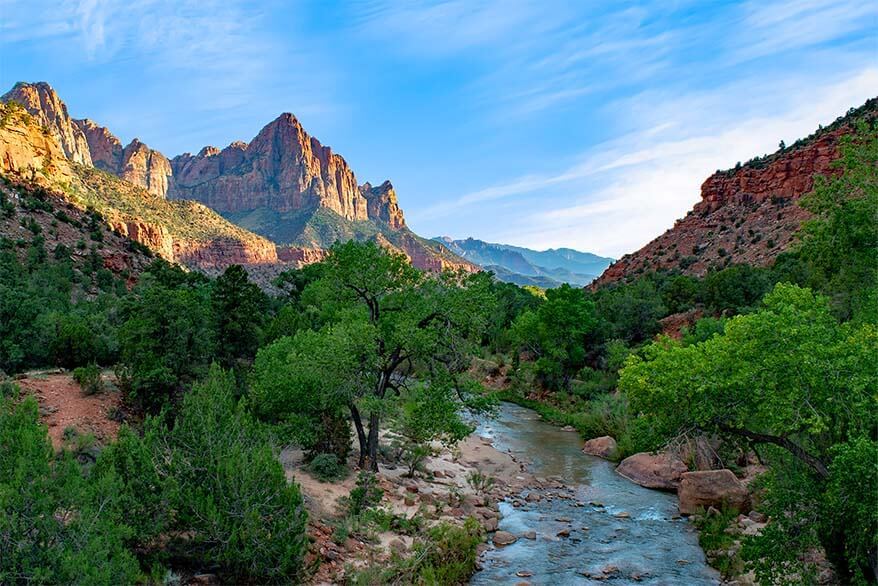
[168,366,308,580]
[307,453,348,482]
[73,363,103,395]
[347,471,384,516]
[349,517,483,585]
[0,396,139,584]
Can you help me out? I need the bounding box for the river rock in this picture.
[616,452,688,490]
[493,531,517,546]
[582,436,619,460]
[678,469,749,515]
[522,530,536,540]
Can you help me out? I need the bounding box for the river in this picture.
[470,402,720,585]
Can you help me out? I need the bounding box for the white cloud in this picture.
[415,67,878,257]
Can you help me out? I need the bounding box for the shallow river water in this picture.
[470,402,720,585]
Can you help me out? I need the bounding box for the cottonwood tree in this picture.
[620,283,877,581]
[252,241,494,471]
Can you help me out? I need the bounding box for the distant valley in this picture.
[433,237,613,287]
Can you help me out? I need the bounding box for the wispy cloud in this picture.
[413,67,878,256]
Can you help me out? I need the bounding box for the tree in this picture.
[797,122,878,322]
[620,283,877,581]
[118,276,213,413]
[210,264,267,367]
[257,241,492,471]
[511,284,597,389]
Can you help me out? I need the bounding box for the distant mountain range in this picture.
[433,237,613,287]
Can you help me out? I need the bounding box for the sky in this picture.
[1,0,876,258]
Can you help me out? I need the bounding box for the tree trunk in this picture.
[367,411,380,472]
[350,403,367,469]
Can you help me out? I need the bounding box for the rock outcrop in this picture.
[170,113,369,219]
[616,452,688,491]
[678,469,749,515]
[361,180,406,229]
[593,98,878,286]
[1,82,92,165]
[582,436,619,460]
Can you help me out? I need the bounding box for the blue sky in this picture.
[1,0,876,257]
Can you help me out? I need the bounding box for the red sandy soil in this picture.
[16,371,122,450]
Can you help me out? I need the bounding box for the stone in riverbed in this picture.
[616,452,688,490]
[493,531,517,546]
[582,436,619,460]
[678,469,749,515]
[521,530,537,540]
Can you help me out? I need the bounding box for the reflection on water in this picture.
[470,403,719,585]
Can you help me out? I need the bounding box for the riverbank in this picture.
[284,427,539,584]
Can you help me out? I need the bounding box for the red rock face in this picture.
[170,114,370,220]
[593,104,876,287]
[361,180,406,229]
[276,246,327,264]
[75,118,122,172]
[2,82,92,165]
[118,139,173,198]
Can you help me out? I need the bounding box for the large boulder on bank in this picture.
[616,452,688,491]
[582,436,618,460]
[678,469,749,515]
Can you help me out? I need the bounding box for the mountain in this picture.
[593,98,878,287]
[434,237,613,287]
[1,82,473,274]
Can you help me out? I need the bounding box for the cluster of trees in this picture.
[1,235,502,581]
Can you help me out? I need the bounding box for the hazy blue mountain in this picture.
[433,237,613,287]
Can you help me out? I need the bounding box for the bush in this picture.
[168,366,308,580]
[347,471,384,516]
[349,517,483,585]
[307,453,348,482]
[0,396,139,584]
[73,363,103,395]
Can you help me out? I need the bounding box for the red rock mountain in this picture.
[1,82,471,273]
[593,98,877,287]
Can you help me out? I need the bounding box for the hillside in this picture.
[594,98,878,286]
[0,100,281,274]
[434,236,613,286]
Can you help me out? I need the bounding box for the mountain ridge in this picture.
[592,97,878,287]
[434,236,613,287]
[1,81,474,273]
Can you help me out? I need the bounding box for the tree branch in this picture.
[715,423,829,479]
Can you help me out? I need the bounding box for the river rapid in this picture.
[470,402,720,585]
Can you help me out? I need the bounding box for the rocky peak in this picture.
[2,82,92,165]
[361,180,406,229]
[119,138,173,198]
[74,118,123,172]
[171,112,370,221]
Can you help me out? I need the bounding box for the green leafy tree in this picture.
[621,283,877,582]
[210,264,268,367]
[797,123,878,322]
[511,284,597,389]
[255,241,492,471]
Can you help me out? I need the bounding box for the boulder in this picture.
[493,530,517,546]
[678,469,749,515]
[616,452,688,490]
[582,436,619,460]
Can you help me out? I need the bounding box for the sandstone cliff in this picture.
[0,100,280,274]
[1,82,92,165]
[2,81,473,273]
[170,113,369,219]
[593,98,878,287]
